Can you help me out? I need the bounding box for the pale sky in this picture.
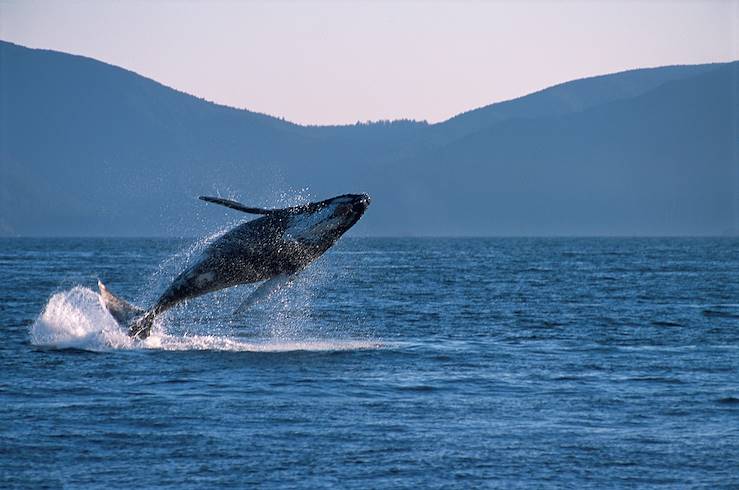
[1,0,737,125]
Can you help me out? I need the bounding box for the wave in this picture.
[30,286,380,353]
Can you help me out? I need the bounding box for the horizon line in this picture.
[2,235,737,240]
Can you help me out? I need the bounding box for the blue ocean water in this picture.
[1,237,738,488]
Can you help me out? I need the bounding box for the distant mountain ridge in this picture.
[433,63,721,143]
[0,40,736,236]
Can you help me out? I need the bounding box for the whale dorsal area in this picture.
[199,196,276,215]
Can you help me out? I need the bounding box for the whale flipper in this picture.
[234,273,295,315]
[199,196,276,215]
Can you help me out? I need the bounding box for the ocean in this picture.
[1,237,738,488]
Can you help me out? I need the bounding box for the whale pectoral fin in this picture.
[199,196,275,215]
[234,274,295,315]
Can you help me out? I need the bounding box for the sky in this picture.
[1,0,737,125]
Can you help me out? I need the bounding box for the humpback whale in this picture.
[99,193,371,339]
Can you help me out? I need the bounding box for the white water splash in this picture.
[30,286,134,350]
[30,286,379,353]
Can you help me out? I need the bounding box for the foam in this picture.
[143,335,382,352]
[29,286,380,353]
[30,286,134,350]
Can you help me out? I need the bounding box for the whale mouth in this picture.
[357,193,371,209]
[350,193,371,216]
[334,194,370,219]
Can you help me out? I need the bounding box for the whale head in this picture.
[284,193,371,245]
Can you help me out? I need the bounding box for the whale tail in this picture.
[97,280,156,339]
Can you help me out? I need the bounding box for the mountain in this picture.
[366,63,738,236]
[432,64,720,143]
[0,40,736,236]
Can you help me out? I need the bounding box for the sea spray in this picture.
[29,276,376,352]
[29,285,379,352]
[30,286,133,350]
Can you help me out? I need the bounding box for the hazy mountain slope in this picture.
[0,41,429,235]
[0,41,319,235]
[1,40,735,236]
[359,62,738,236]
[433,63,721,143]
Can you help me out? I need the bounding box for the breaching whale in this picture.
[99,193,371,339]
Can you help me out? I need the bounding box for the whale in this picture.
[98,193,371,339]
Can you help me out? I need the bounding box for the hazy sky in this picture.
[1,1,736,125]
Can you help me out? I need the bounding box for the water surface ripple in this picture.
[1,237,738,488]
